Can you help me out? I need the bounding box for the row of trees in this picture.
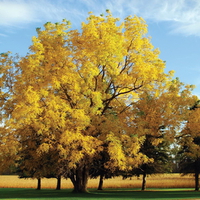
[0,11,199,192]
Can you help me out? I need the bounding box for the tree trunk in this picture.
[195,172,199,191]
[98,174,104,190]
[56,176,61,190]
[36,178,41,190]
[141,172,147,191]
[70,166,89,193]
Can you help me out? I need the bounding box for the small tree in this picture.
[16,125,62,190]
[178,103,200,191]
[128,79,196,190]
[0,53,19,175]
[133,136,171,190]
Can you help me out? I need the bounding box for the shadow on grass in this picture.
[0,188,199,199]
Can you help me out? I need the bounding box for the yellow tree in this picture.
[2,11,179,192]
[178,100,200,191]
[128,78,196,190]
[0,127,19,174]
[0,53,19,174]
[132,78,196,140]
[16,124,63,190]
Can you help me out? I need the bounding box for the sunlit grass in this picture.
[0,173,195,190]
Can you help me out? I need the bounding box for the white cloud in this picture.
[135,0,200,36]
[0,0,37,26]
[102,0,200,37]
[0,0,83,27]
[1,0,200,36]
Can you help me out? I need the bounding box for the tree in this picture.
[133,137,171,190]
[127,78,195,190]
[0,11,182,192]
[0,53,19,174]
[0,128,19,174]
[178,101,200,191]
[16,125,62,190]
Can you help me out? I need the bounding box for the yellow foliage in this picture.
[0,11,195,178]
[105,132,126,170]
[180,104,200,160]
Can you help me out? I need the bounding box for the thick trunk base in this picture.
[72,180,88,193]
[70,166,89,193]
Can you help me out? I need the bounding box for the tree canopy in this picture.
[178,102,200,191]
[0,11,196,192]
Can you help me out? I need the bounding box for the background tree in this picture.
[16,125,63,190]
[132,137,171,190]
[0,53,19,175]
[178,101,200,191]
[0,128,19,175]
[127,78,195,190]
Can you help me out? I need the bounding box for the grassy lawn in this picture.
[0,174,199,199]
[0,188,199,200]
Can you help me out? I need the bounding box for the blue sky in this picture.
[0,0,200,96]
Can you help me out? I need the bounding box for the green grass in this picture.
[0,188,199,200]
